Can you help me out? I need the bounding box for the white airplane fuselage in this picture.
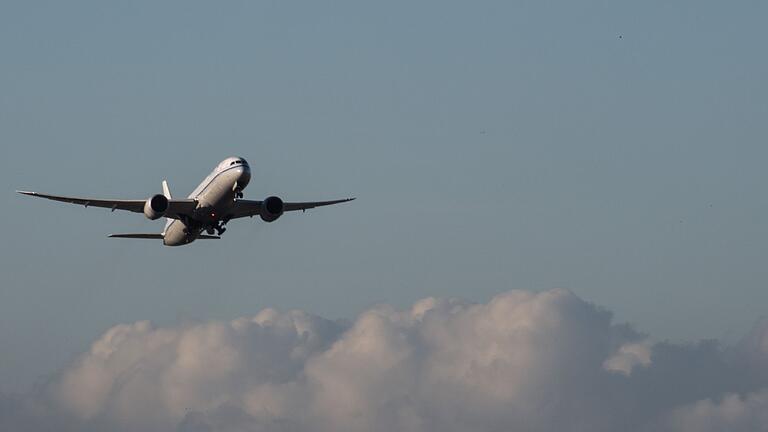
[163,157,251,246]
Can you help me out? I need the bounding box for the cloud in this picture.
[2,289,768,432]
[666,390,768,432]
[603,340,652,376]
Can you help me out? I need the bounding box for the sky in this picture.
[0,0,766,424]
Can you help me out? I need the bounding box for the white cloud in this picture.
[666,390,768,432]
[2,289,768,432]
[604,340,652,376]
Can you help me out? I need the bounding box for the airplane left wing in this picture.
[230,197,355,219]
[16,191,198,219]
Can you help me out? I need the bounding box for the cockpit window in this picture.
[230,160,242,166]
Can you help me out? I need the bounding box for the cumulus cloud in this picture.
[603,340,652,376]
[2,289,768,432]
[666,390,768,432]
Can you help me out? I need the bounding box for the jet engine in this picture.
[144,194,169,220]
[260,196,284,222]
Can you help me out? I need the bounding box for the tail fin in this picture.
[162,180,173,235]
[162,179,172,199]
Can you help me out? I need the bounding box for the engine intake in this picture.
[260,196,284,222]
[144,194,169,220]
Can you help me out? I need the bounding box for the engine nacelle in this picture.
[260,196,284,222]
[144,194,169,220]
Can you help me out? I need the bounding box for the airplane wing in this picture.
[16,191,198,220]
[230,198,355,219]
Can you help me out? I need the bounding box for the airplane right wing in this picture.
[229,197,355,219]
[16,191,198,220]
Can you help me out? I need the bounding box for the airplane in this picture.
[17,156,354,246]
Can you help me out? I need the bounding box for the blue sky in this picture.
[1,0,766,393]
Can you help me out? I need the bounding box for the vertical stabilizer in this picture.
[162,180,173,236]
[162,180,172,199]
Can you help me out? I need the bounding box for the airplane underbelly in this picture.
[195,172,239,215]
[163,220,195,246]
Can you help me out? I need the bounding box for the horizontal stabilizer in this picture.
[109,234,221,240]
[109,234,164,239]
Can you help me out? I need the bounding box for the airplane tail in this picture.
[162,180,173,234]
[162,179,172,199]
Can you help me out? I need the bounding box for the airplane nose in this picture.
[237,166,251,189]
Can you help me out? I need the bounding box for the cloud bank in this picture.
[3,289,768,432]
